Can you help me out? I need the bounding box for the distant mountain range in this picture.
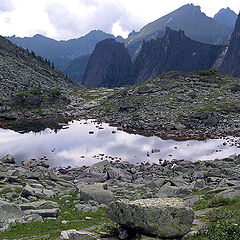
[82,28,226,87]
[125,4,234,59]
[6,30,123,78]
[6,4,238,86]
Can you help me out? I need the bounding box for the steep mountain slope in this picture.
[82,39,133,88]
[6,30,117,69]
[214,7,238,28]
[0,36,79,99]
[125,4,233,58]
[62,55,90,83]
[219,13,240,77]
[134,28,225,84]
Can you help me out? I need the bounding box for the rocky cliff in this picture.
[82,28,226,87]
[82,39,134,88]
[219,13,240,77]
[134,28,225,84]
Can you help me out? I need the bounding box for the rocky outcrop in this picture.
[89,71,240,138]
[82,39,134,88]
[107,198,194,238]
[133,27,225,84]
[219,13,240,77]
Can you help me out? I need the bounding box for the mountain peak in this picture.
[33,34,46,39]
[125,3,233,59]
[214,7,237,28]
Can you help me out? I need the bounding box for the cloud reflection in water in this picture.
[0,120,239,167]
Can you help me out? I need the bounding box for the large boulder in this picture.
[77,184,115,204]
[21,184,55,198]
[0,201,23,231]
[107,198,194,239]
[0,201,22,221]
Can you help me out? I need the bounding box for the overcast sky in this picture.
[0,0,239,40]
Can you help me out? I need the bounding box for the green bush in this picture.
[196,68,218,76]
[48,88,62,98]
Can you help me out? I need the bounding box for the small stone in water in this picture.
[151,148,160,153]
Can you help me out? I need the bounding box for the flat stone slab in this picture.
[20,200,59,211]
[107,198,194,239]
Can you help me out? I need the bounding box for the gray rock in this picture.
[107,198,194,238]
[0,200,22,221]
[118,227,129,240]
[58,230,98,240]
[77,184,115,204]
[217,188,240,199]
[24,208,60,218]
[2,154,15,164]
[22,214,43,223]
[20,200,59,211]
[75,204,92,213]
[157,183,192,198]
[21,184,55,199]
[194,179,206,190]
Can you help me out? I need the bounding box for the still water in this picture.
[0,119,239,168]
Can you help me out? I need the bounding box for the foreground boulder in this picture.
[107,198,194,239]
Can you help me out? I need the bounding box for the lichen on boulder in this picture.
[107,198,194,238]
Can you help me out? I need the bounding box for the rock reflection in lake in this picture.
[0,119,239,168]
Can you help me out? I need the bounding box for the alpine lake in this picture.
[0,117,239,169]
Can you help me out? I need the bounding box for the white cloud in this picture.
[0,0,239,40]
[0,0,14,12]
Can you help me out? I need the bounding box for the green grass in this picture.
[48,88,62,98]
[79,91,108,102]
[0,187,22,195]
[103,103,116,114]
[193,195,236,211]
[0,194,115,240]
[192,196,240,240]
[195,69,218,77]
